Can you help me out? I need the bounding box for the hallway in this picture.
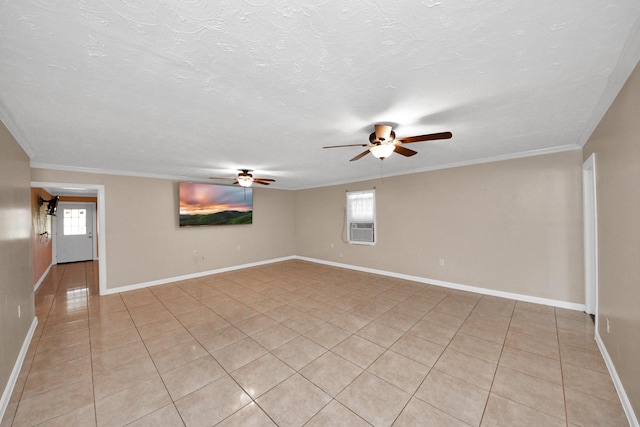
[2,261,99,426]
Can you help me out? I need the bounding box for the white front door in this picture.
[56,202,95,263]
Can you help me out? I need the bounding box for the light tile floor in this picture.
[2,260,629,426]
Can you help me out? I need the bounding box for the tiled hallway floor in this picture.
[2,260,628,426]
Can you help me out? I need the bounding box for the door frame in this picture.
[582,154,598,322]
[31,182,107,295]
[55,201,97,263]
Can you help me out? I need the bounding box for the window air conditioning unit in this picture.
[350,223,374,243]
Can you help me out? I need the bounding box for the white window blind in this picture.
[348,191,374,222]
[346,189,376,245]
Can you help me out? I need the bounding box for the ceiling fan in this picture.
[209,169,275,187]
[323,124,452,161]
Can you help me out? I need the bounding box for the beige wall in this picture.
[295,150,585,303]
[0,121,34,401]
[583,61,640,418]
[31,169,296,291]
[32,150,585,303]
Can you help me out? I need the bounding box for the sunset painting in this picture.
[179,182,253,226]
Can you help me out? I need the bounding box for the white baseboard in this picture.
[102,254,585,311]
[595,332,639,427]
[295,256,586,311]
[33,263,53,292]
[101,256,297,295]
[0,317,38,424]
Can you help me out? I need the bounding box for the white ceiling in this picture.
[1,1,640,190]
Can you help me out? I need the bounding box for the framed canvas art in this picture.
[179,182,253,227]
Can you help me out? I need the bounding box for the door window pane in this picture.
[63,208,87,236]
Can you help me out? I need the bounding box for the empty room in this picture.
[1,1,639,426]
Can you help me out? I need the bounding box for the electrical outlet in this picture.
[439,258,445,266]
[606,317,610,333]
[193,250,197,256]
[18,305,21,318]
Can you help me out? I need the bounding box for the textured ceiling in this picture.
[1,0,640,190]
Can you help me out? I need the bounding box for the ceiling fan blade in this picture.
[350,150,371,162]
[253,180,271,185]
[254,178,276,183]
[323,143,369,149]
[209,176,236,180]
[396,131,453,144]
[394,145,418,157]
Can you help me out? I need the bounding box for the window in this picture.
[63,208,87,236]
[346,189,376,245]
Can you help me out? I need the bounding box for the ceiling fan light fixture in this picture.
[370,143,395,159]
[210,169,275,186]
[237,177,253,187]
[323,125,452,162]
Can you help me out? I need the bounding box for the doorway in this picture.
[56,202,96,263]
[31,181,107,294]
[582,154,598,321]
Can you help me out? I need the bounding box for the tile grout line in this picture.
[83,261,100,427]
[555,307,570,427]
[11,263,68,426]
[477,298,516,427]
[148,276,286,426]
[13,263,97,426]
[489,305,570,424]
[123,288,189,426]
[397,292,485,426]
